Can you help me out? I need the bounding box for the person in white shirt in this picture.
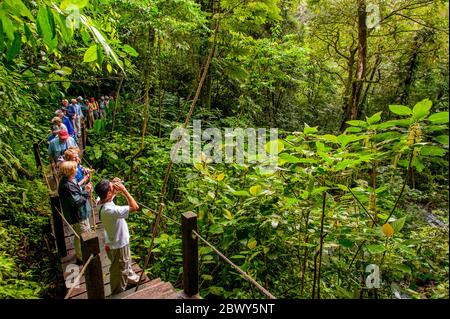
[94,178,140,295]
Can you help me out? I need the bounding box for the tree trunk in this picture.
[341,0,367,130]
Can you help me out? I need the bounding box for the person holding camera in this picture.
[58,161,93,264]
[94,178,140,295]
[63,147,92,187]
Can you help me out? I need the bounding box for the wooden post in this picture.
[81,122,86,150]
[81,232,105,299]
[182,211,198,297]
[33,143,42,170]
[50,196,67,257]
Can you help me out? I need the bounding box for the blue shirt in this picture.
[62,116,74,136]
[67,104,75,118]
[76,164,84,183]
[48,136,77,160]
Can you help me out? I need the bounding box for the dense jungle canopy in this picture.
[0,0,448,299]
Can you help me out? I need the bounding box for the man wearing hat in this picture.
[48,130,77,169]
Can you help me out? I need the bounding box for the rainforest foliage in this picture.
[0,0,448,299]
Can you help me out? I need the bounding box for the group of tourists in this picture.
[47,95,112,146]
[46,94,142,296]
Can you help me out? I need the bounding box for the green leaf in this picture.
[4,0,33,20]
[223,209,233,220]
[345,127,362,133]
[61,0,89,10]
[346,120,367,127]
[278,153,300,164]
[337,134,365,148]
[83,45,98,62]
[304,124,318,134]
[420,146,446,157]
[367,111,382,124]
[389,105,412,116]
[6,31,21,61]
[249,185,262,196]
[233,190,250,197]
[311,187,329,195]
[247,238,257,249]
[365,244,386,254]
[122,44,139,57]
[412,156,424,172]
[55,14,73,44]
[391,217,406,233]
[97,43,104,66]
[412,99,432,121]
[209,224,223,234]
[0,14,15,41]
[37,7,56,49]
[434,135,449,145]
[378,119,411,129]
[339,238,353,248]
[265,139,284,154]
[428,112,449,124]
[321,134,339,144]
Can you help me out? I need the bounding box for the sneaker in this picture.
[127,273,141,285]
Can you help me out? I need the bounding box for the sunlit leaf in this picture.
[389,105,412,116]
[412,99,432,121]
[249,185,262,196]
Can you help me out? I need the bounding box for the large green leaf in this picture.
[3,0,33,20]
[420,146,446,157]
[265,139,284,154]
[428,112,449,124]
[6,31,21,61]
[83,44,98,62]
[37,7,56,49]
[412,99,432,121]
[391,217,406,233]
[0,14,15,41]
[55,14,73,44]
[434,135,449,145]
[378,119,411,129]
[389,105,412,116]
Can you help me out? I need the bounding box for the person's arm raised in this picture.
[114,182,139,212]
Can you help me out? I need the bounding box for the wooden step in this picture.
[120,280,178,299]
[123,281,168,299]
[108,278,162,299]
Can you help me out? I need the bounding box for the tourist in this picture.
[94,178,140,295]
[55,109,75,138]
[48,130,77,169]
[58,161,92,264]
